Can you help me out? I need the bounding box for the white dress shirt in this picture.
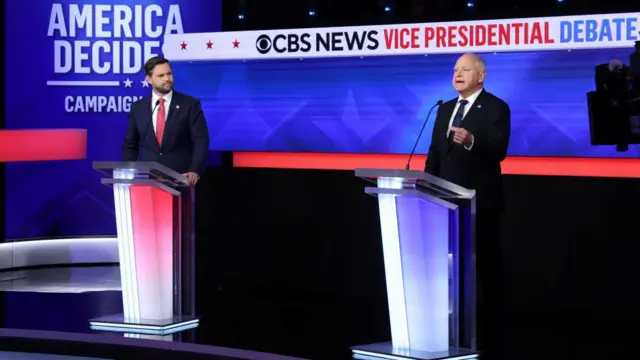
[447,88,483,150]
[151,90,173,134]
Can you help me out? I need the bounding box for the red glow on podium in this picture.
[129,185,175,320]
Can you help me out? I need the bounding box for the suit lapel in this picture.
[140,97,157,148]
[458,89,486,129]
[444,90,486,152]
[441,101,456,144]
[161,92,182,148]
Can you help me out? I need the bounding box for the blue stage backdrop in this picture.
[170,48,640,158]
[4,0,221,239]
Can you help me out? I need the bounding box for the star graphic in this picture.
[232,39,240,48]
[123,78,132,87]
[206,40,213,49]
[180,41,187,50]
[141,79,149,87]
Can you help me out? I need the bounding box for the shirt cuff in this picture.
[464,135,474,151]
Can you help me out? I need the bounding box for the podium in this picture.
[89,161,198,336]
[351,169,478,360]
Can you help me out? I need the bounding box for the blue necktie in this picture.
[449,99,468,146]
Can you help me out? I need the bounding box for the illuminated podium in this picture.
[89,161,197,336]
[351,169,478,360]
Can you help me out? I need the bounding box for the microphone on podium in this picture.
[405,100,443,170]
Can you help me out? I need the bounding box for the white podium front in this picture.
[89,161,198,336]
[351,169,478,360]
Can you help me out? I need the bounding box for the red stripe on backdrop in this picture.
[232,152,640,178]
[0,129,87,162]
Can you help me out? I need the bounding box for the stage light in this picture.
[557,0,563,2]
[466,2,474,7]
[308,10,316,16]
[384,6,391,12]
[237,14,244,19]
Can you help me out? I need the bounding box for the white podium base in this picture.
[89,314,199,336]
[352,342,478,360]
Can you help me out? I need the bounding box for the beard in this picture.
[153,83,173,94]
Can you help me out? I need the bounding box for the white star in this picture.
[141,79,149,87]
[123,78,132,87]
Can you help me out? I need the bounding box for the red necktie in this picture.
[156,98,166,146]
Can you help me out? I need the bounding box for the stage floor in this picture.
[0,266,636,360]
[0,352,108,360]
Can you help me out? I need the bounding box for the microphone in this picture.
[405,100,443,170]
[141,99,161,144]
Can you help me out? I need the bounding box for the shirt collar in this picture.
[152,90,173,104]
[457,88,483,105]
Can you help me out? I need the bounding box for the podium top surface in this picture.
[93,161,188,187]
[355,168,475,199]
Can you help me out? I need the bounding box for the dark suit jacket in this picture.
[122,91,210,177]
[424,89,511,211]
[630,52,640,94]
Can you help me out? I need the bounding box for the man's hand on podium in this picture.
[183,172,200,187]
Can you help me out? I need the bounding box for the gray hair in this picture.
[608,59,623,72]
[462,53,487,73]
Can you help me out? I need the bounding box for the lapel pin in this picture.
[176,105,180,109]
[477,104,482,108]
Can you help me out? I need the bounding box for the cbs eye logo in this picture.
[256,34,272,54]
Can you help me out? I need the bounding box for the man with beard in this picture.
[122,56,209,187]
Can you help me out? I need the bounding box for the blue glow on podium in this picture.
[377,177,410,348]
[355,168,477,359]
[376,177,450,352]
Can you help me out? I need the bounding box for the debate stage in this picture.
[0,266,308,359]
[0,247,637,359]
[2,165,640,359]
[4,1,640,358]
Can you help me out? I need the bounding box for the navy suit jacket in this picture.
[424,89,511,211]
[122,91,210,177]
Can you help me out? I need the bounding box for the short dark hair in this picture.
[144,56,170,76]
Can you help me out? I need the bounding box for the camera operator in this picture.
[630,40,640,96]
[594,59,631,150]
[588,39,640,151]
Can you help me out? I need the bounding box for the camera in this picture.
[588,37,640,151]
